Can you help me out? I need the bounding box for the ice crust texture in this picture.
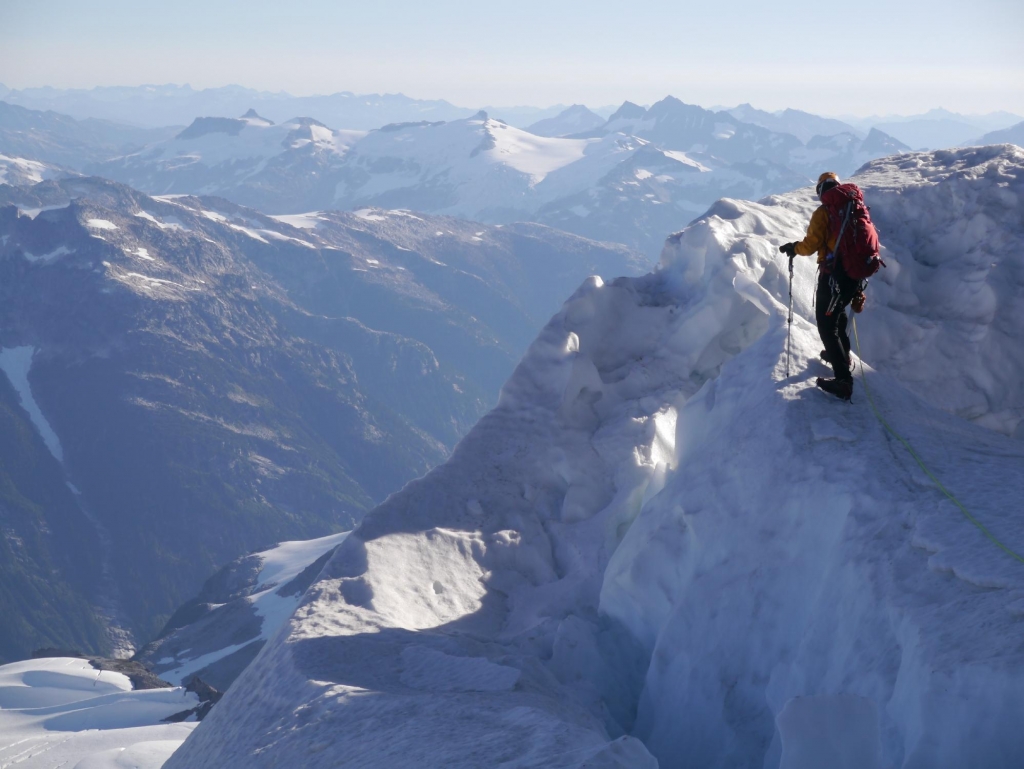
[166,145,1024,769]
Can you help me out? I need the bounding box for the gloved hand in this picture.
[779,242,797,257]
[852,292,866,313]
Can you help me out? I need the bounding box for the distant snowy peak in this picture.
[171,112,360,155]
[606,100,648,123]
[859,126,910,153]
[727,103,863,142]
[589,96,802,165]
[526,104,606,137]
[89,113,367,211]
[478,116,592,181]
[240,108,273,126]
[332,113,597,217]
[785,127,909,179]
[0,153,73,185]
[175,116,248,140]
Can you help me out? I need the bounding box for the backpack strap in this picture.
[826,200,854,270]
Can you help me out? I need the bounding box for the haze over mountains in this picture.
[2,82,1018,145]
[0,83,586,132]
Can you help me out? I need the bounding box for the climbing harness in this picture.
[852,317,1024,566]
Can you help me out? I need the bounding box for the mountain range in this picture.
[11,92,1019,260]
[0,83,586,131]
[840,107,1024,149]
[0,96,915,258]
[0,100,178,167]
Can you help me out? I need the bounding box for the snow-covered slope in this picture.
[0,154,71,186]
[167,145,1024,768]
[332,112,593,219]
[136,532,349,691]
[0,657,199,768]
[90,111,365,212]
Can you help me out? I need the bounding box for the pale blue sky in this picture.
[1,0,1021,115]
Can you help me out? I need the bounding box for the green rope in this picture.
[851,316,1024,566]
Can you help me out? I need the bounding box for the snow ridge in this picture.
[168,146,1024,768]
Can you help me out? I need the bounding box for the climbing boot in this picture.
[816,377,853,401]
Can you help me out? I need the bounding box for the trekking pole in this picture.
[786,255,795,377]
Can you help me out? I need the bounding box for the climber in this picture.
[779,171,878,401]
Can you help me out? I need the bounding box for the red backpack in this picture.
[820,183,884,280]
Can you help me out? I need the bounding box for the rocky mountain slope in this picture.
[166,145,1024,768]
[0,100,178,168]
[526,105,606,137]
[970,120,1024,148]
[0,175,643,659]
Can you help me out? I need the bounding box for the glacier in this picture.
[165,144,1024,768]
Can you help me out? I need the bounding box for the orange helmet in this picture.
[816,171,840,197]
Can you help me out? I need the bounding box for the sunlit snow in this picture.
[0,657,198,769]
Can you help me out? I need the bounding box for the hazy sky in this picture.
[2,0,1022,116]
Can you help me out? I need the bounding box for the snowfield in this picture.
[0,154,68,186]
[0,657,198,769]
[158,144,1023,768]
[148,532,350,688]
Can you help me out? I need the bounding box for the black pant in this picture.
[815,269,859,382]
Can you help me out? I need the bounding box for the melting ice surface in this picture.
[154,145,1024,768]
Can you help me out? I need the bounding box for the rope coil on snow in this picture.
[852,317,1024,566]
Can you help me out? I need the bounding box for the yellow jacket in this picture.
[795,206,836,263]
